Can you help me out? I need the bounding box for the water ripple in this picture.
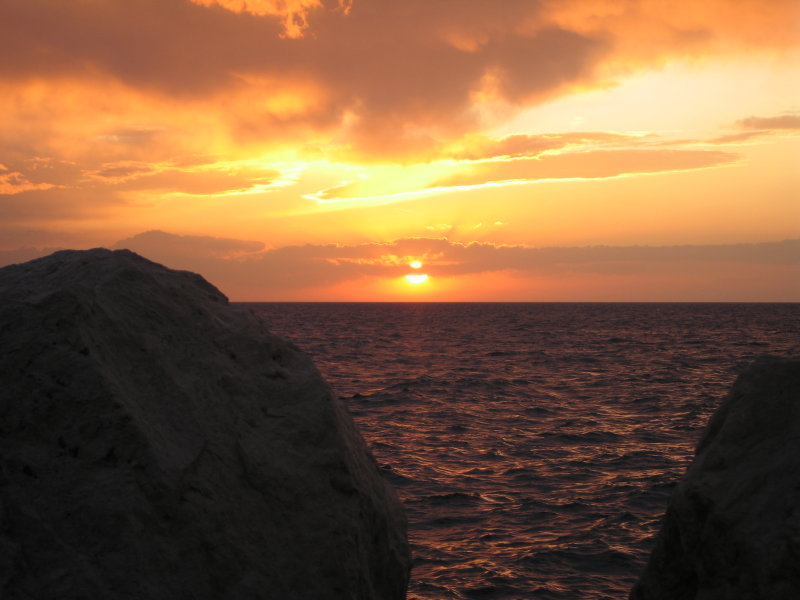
[247,302,800,599]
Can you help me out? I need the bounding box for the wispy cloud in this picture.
[0,164,60,195]
[307,142,740,205]
[85,161,283,195]
[431,149,739,189]
[737,114,800,130]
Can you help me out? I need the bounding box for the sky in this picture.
[1,0,798,301]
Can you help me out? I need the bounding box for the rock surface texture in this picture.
[0,249,410,599]
[631,356,800,600]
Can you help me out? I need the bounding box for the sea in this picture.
[244,303,800,600]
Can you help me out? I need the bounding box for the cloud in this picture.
[706,131,768,145]
[542,0,798,60]
[426,224,454,233]
[85,162,283,195]
[0,2,795,241]
[677,112,800,146]
[2,0,795,161]
[190,0,326,38]
[113,230,264,259]
[309,148,740,203]
[433,149,739,189]
[97,230,800,299]
[0,166,58,195]
[737,114,800,130]
[3,232,797,300]
[0,153,286,233]
[0,1,602,155]
[450,132,639,160]
[644,112,800,147]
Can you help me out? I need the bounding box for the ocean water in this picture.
[244,303,800,600]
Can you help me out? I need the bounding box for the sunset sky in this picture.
[1,0,798,300]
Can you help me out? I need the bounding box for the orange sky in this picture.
[1,0,798,300]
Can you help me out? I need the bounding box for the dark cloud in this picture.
[96,231,800,298]
[0,1,609,157]
[0,0,277,95]
[1,1,796,160]
[3,232,796,300]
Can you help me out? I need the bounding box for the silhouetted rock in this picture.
[0,249,410,599]
[631,356,800,600]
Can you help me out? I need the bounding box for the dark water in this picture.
[243,303,800,600]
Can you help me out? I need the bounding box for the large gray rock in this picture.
[631,356,800,600]
[0,249,410,599]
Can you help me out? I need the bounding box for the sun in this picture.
[405,273,429,285]
[409,260,423,269]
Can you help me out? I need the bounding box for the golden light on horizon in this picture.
[0,0,797,302]
[405,273,429,285]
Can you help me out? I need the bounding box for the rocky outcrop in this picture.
[0,249,410,599]
[631,356,800,600]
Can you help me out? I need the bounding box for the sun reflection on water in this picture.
[250,302,800,599]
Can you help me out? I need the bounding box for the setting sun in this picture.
[0,0,796,301]
[1,2,798,597]
[405,273,429,285]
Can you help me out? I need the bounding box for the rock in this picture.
[0,249,410,599]
[630,356,800,600]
